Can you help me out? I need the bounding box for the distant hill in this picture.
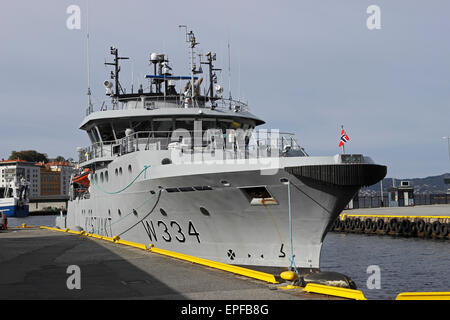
[361,173,450,195]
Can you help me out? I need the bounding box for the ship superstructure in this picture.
[62,28,386,272]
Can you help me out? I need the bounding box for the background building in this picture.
[1,159,76,212]
[0,160,40,197]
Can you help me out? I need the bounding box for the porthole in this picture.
[133,209,138,216]
[118,209,122,216]
[115,168,118,176]
[100,172,104,183]
[161,158,172,165]
[280,178,289,185]
[160,208,167,216]
[119,167,123,176]
[105,171,109,182]
[108,209,111,216]
[128,165,132,173]
[200,207,210,216]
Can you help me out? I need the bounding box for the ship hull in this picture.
[64,154,385,271]
[0,198,29,217]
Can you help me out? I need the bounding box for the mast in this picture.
[179,25,202,105]
[104,47,129,107]
[201,52,220,102]
[86,0,93,114]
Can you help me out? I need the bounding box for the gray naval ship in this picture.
[62,28,386,273]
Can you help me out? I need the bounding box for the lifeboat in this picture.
[72,168,91,188]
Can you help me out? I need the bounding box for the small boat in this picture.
[72,169,90,188]
[0,177,29,217]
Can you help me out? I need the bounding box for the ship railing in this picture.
[78,130,307,164]
[85,97,249,115]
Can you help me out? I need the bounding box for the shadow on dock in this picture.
[0,228,307,300]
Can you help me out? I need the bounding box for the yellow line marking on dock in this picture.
[38,226,278,284]
[396,292,450,300]
[302,283,367,300]
[341,213,450,220]
[147,245,279,284]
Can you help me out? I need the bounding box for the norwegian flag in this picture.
[339,128,350,148]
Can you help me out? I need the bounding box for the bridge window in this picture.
[97,122,115,142]
[153,118,173,137]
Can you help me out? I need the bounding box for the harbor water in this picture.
[6,215,450,300]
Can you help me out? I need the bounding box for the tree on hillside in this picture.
[54,156,66,162]
[8,150,49,163]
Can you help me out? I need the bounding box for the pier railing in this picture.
[77,129,307,164]
[349,194,450,209]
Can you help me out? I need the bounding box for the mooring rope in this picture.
[287,181,298,274]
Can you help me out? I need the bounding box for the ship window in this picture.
[100,172,104,183]
[115,168,118,176]
[160,208,167,216]
[175,119,194,132]
[87,130,96,144]
[179,187,195,192]
[91,129,101,143]
[119,167,123,176]
[200,119,216,131]
[153,119,173,137]
[112,120,131,139]
[166,188,179,193]
[131,120,151,132]
[193,186,212,191]
[97,122,115,142]
[128,165,132,174]
[105,171,109,182]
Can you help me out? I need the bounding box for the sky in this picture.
[0,0,449,179]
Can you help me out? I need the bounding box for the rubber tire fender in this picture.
[439,223,448,237]
[432,221,441,236]
[424,223,433,236]
[377,219,384,229]
[417,219,425,232]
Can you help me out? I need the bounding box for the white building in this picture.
[0,160,40,197]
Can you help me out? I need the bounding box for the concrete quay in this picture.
[0,227,340,300]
